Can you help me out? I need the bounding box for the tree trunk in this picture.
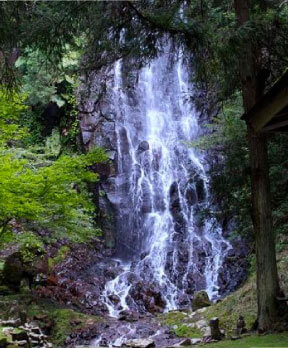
[234,0,280,331]
[248,125,280,331]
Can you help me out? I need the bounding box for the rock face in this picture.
[37,240,116,315]
[78,68,118,249]
[78,46,249,315]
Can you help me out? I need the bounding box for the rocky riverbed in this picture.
[32,238,247,317]
[0,237,249,347]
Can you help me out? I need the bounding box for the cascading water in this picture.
[101,47,232,317]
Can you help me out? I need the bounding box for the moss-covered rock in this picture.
[192,290,211,310]
[2,252,48,291]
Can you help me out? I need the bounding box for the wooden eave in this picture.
[242,71,288,132]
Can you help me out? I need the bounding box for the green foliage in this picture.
[45,128,61,158]
[0,147,106,241]
[16,48,80,107]
[191,93,246,151]
[0,90,107,244]
[17,232,44,263]
[269,134,288,237]
[48,245,70,271]
[174,324,201,338]
[191,94,252,237]
[192,91,288,241]
[0,89,28,147]
[15,48,82,147]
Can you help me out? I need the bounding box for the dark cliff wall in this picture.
[78,69,117,249]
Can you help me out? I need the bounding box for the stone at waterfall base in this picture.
[125,338,155,348]
[191,291,211,311]
[178,338,202,346]
[166,338,202,347]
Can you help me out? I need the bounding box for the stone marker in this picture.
[209,317,222,341]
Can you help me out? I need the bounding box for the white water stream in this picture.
[100,48,231,318]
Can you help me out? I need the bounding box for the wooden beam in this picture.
[248,87,288,131]
[263,119,288,132]
[242,70,288,132]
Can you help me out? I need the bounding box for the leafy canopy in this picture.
[0,90,107,242]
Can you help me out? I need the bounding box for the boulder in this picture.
[178,338,192,346]
[108,294,120,304]
[191,291,211,310]
[190,338,202,345]
[3,252,48,291]
[125,338,155,348]
[137,141,149,154]
[195,319,208,330]
[203,327,211,338]
[118,310,140,322]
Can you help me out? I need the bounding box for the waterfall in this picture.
[101,47,231,317]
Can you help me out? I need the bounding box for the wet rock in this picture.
[217,237,249,296]
[118,310,140,322]
[195,176,205,202]
[125,338,155,348]
[108,294,121,304]
[2,327,14,336]
[28,332,41,342]
[192,291,211,310]
[190,338,202,345]
[129,281,166,314]
[137,141,149,154]
[178,338,192,345]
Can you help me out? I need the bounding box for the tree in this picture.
[0,90,107,242]
[234,0,281,331]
